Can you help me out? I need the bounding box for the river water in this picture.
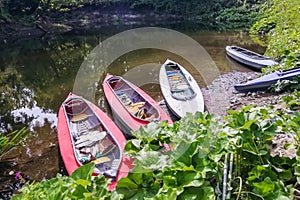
[0,24,264,197]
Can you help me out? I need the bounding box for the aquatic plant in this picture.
[0,128,28,160]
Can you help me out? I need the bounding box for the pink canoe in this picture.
[57,93,132,190]
[102,74,173,137]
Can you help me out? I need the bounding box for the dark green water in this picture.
[0,26,263,196]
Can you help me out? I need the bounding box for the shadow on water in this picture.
[0,21,263,198]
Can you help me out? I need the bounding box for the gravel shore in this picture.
[202,71,289,116]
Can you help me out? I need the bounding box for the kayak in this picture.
[226,45,278,70]
[159,59,204,118]
[234,67,300,92]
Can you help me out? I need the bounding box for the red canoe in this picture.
[57,93,132,190]
[102,74,173,137]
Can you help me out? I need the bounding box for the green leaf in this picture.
[253,177,275,196]
[148,188,178,200]
[116,176,139,190]
[71,184,87,198]
[173,142,197,167]
[134,149,170,171]
[278,169,293,181]
[75,179,88,187]
[116,171,160,199]
[70,162,94,181]
[175,171,204,187]
[177,186,215,200]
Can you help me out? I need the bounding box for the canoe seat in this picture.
[127,102,145,115]
[171,82,190,92]
[169,75,181,81]
[71,113,89,122]
[167,71,178,76]
[130,102,145,107]
[144,113,156,121]
[92,156,111,164]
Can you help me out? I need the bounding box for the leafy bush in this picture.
[216,6,261,30]
[250,0,300,62]
[269,76,300,93]
[117,114,221,199]
[250,0,300,91]
[119,99,300,199]
[11,163,114,200]
[129,0,261,29]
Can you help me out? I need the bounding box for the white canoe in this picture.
[159,59,204,118]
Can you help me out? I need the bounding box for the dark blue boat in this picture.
[234,67,300,92]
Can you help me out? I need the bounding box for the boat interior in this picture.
[165,63,196,101]
[108,76,160,122]
[231,46,265,59]
[64,97,121,178]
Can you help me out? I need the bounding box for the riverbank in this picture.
[202,71,296,159]
[202,71,289,116]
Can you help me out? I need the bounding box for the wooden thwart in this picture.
[71,113,89,122]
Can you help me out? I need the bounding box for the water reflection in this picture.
[11,99,57,132]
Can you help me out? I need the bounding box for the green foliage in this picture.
[119,113,222,199]
[0,0,9,18]
[120,101,300,199]
[226,105,295,199]
[0,0,262,31]
[250,0,300,61]
[8,93,300,199]
[269,76,300,93]
[0,128,28,160]
[282,91,300,111]
[130,0,261,29]
[216,5,261,30]
[11,163,113,200]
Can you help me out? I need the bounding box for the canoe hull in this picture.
[57,93,132,190]
[234,67,300,92]
[102,74,172,137]
[226,45,278,70]
[159,59,204,118]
